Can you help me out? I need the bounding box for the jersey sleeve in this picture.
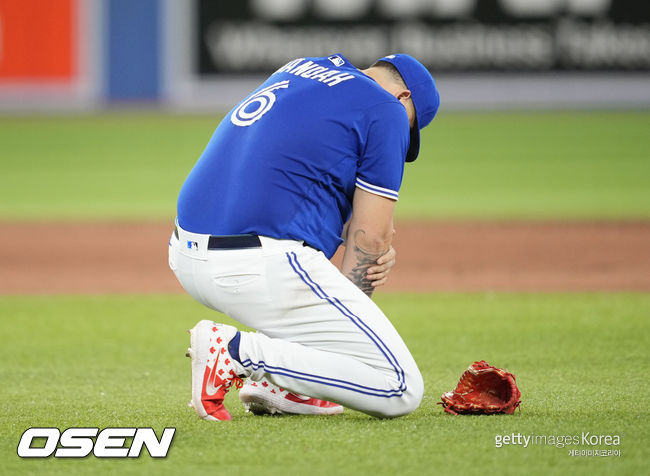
[356,101,410,201]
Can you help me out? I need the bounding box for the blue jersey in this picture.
[177,54,409,258]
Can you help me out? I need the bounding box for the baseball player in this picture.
[169,53,439,420]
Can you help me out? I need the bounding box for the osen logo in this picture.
[17,427,175,458]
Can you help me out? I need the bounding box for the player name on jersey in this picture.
[275,57,355,87]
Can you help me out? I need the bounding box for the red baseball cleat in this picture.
[187,320,245,421]
[239,377,343,416]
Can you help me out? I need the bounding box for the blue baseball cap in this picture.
[376,54,440,162]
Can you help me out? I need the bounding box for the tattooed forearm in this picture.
[344,229,386,297]
[348,262,376,297]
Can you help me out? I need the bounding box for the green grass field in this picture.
[0,294,648,475]
[1,111,648,475]
[0,111,649,220]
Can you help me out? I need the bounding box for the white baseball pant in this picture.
[169,224,424,418]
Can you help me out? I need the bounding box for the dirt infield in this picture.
[1,221,649,294]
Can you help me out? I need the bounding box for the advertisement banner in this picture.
[0,0,77,81]
[195,0,650,74]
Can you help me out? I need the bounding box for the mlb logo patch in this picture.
[328,55,344,67]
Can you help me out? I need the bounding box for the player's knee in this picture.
[400,371,425,416]
[373,371,424,419]
[374,392,423,419]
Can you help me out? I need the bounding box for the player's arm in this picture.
[341,217,396,290]
[341,188,395,297]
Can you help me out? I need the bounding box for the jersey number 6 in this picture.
[230,80,290,127]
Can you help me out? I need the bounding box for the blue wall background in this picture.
[105,0,161,102]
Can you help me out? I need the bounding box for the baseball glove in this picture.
[439,360,521,415]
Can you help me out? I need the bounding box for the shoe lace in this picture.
[227,370,244,390]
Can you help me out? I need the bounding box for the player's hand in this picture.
[366,246,396,288]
